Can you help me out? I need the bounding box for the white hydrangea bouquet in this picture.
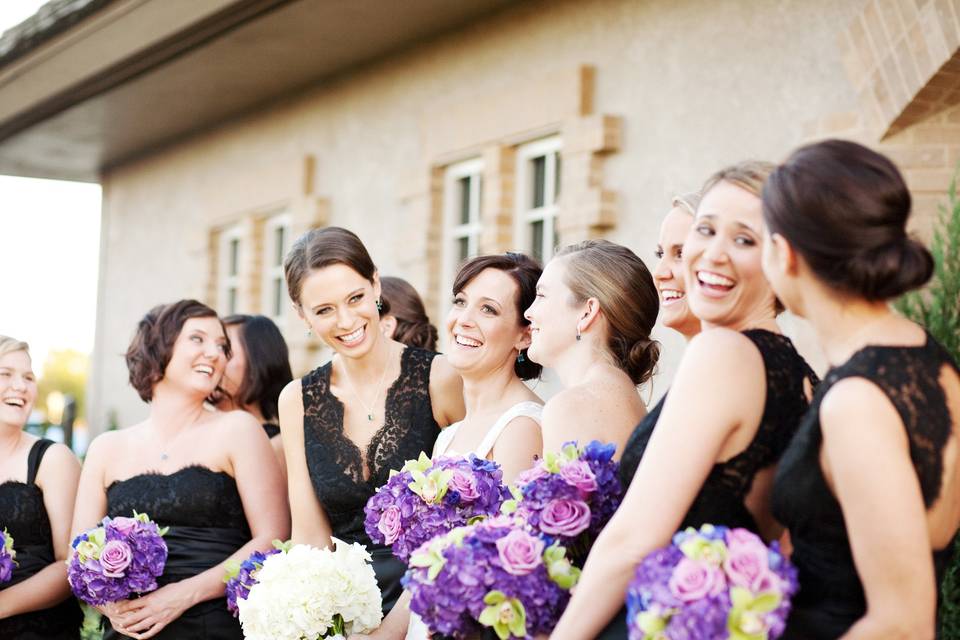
[237,538,383,640]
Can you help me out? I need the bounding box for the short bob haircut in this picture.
[222,314,293,422]
[126,299,230,402]
[452,252,543,381]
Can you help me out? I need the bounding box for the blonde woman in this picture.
[654,192,702,341]
[0,336,82,639]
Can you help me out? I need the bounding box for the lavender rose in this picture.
[558,460,597,493]
[99,540,133,578]
[515,463,549,485]
[110,517,139,537]
[448,469,480,502]
[377,506,403,545]
[724,540,778,592]
[495,528,545,576]
[725,528,763,550]
[668,557,726,602]
[539,499,591,538]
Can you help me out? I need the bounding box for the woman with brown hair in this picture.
[379,277,438,351]
[0,336,82,639]
[551,162,817,639]
[279,227,464,615]
[763,140,960,639]
[523,239,660,457]
[73,300,288,639]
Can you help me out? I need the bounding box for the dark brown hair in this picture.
[555,240,660,386]
[126,299,229,402]
[763,139,933,301]
[380,277,438,351]
[284,227,377,305]
[452,252,544,381]
[222,315,293,422]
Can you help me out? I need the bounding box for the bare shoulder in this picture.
[820,377,903,445]
[542,386,597,424]
[278,378,304,420]
[40,442,79,468]
[212,408,264,437]
[429,354,462,391]
[685,327,764,365]
[503,415,542,433]
[85,426,131,461]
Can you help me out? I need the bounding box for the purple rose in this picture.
[724,541,778,592]
[495,528,545,575]
[515,463,549,486]
[448,469,480,502]
[668,557,726,602]
[539,499,591,538]
[377,506,402,545]
[110,517,139,537]
[99,540,133,578]
[558,460,598,493]
[725,528,763,550]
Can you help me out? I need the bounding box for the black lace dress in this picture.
[104,465,251,639]
[773,332,960,639]
[601,330,817,638]
[302,346,441,614]
[0,439,82,639]
[262,423,280,439]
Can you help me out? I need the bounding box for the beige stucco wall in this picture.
[89,0,872,432]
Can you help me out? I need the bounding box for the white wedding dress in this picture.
[405,400,544,640]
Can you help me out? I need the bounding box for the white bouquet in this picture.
[238,538,383,640]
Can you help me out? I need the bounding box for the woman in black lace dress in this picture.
[216,314,293,472]
[72,300,288,639]
[278,227,464,614]
[0,336,82,639]
[762,140,960,639]
[552,162,818,639]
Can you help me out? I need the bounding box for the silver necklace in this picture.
[339,343,395,422]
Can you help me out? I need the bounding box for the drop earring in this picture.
[575,328,582,341]
[376,298,383,312]
[517,350,526,363]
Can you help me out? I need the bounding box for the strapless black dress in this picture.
[0,439,82,639]
[104,465,251,639]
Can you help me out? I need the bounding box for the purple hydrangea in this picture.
[404,518,579,638]
[0,529,16,583]
[224,546,283,616]
[67,513,168,606]
[365,453,507,562]
[508,440,621,562]
[625,524,799,640]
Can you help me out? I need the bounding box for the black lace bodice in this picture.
[772,332,959,638]
[302,345,440,543]
[262,423,280,439]
[0,439,82,639]
[107,465,249,533]
[620,329,818,532]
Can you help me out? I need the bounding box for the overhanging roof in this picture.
[0,0,516,182]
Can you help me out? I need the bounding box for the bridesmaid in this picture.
[216,314,293,471]
[654,192,702,341]
[379,276,438,351]
[279,227,464,614]
[366,251,545,639]
[74,300,288,639]
[523,240,660,456]
[0,336,82,639]
[551,162,817,639]
[763,140,960,638]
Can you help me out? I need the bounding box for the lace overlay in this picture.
[620,329,818,532]
[773,332,960,638]
[0,439,82,639]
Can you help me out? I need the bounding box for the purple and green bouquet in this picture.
[364,452,508,562]
[223,539,290,616]
[625,524,798,640]
[405,517,580,639]
[0,529,16,583]
[67,512,168,606]
[504,440,621,561]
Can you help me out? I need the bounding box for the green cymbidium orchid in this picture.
[408,468,454,505]
[478,591,527,640]
[726,587,781,640]
[543,544,581,590]
[679,534,727,566]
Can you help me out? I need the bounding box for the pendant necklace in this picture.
[340,343,395,422]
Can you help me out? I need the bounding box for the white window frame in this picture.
[515,136,562,262]
[441,157,484,295]
[219,225,243,316]
[262,212,291,321]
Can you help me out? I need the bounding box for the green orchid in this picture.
[409,538,449,581]
[726,587,781,640]
[500,485,523,515]
[478,591,527,640]
[635,608,670,639]
[679,535,727,565]
[408,468,453,504]
[271,539,293,553]
[543,544,581,590]
[401,452,433,475]
[223,559,242,582]
[2,528,14,559]
[560,442,580,461]
[543,451,564,473]
[134,512,169,536]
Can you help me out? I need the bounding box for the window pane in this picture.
[552,217,559,256]
[229,238,240,276]
[554,153,562,200]
[530,220,544,262]
[227,287,237,315]
[273,277,284,317]
[274,225,285,267]
[458,236,470,264]
[458,176,471,225]
[531,156,546,208]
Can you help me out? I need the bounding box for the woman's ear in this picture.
[576,297,603,335]
[772,233,798,275]
[372,271,382,302]
[514,325,533,352]
[380,315,398,339]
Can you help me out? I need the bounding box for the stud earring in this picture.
[376,298,383,312]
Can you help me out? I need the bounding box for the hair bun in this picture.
[844,237,933,301]
[621,337,661,386]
